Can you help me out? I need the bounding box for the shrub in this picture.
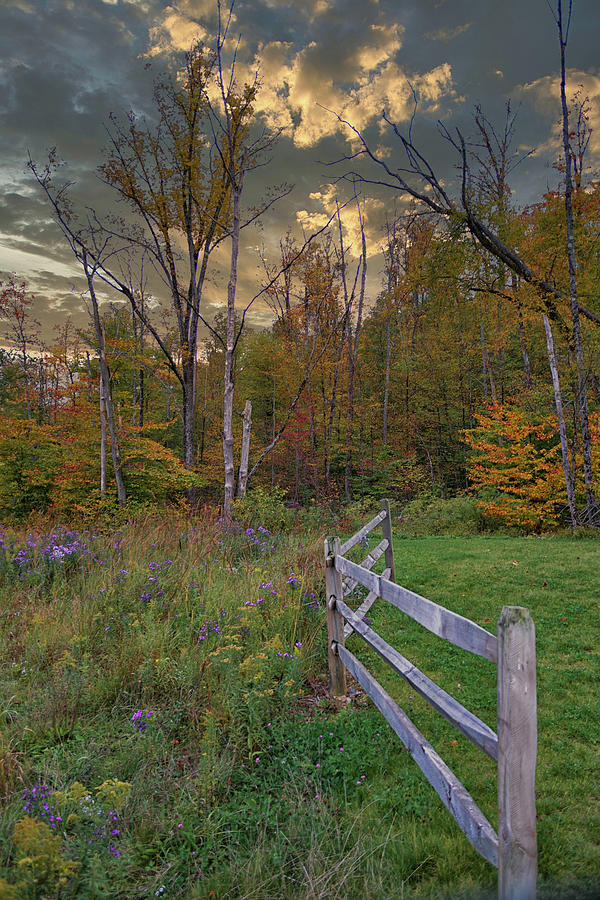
[234,486,290,532]
[397,495,482,536]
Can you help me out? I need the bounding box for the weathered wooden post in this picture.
[380,498,396,582]
[497,606,537,900]
[324,536,346,697]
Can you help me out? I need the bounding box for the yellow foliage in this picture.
[95,778,132,811]
[12,816,79,891]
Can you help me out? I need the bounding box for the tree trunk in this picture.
[85,258,126,507]
[85,351,94,404]
[99,372,107,497]
[183,361,196,470]
[543,314,578,527]
[382,312,391,446]
[132,313,138,427]
[236,399,252,499]
[222,179,242,518]
[344,203,367,503]
[558,0,596,522]
[308,392,320,499]
[480,323,488,402]
[325,313,348,492]
[517,299,533,389]
[138,368,144,428]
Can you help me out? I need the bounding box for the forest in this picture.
[0,4,599,533]
[2,78,600,532]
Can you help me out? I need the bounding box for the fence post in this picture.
[380,498,396,583]
[324,536,346,697]
[497,606,537,900]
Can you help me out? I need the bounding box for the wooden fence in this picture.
[324,499,537,900]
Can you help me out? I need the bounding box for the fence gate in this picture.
[324,499,537,900]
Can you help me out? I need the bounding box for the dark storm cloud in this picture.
[1,0,599,341]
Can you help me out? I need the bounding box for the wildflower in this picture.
[131,709,154,733]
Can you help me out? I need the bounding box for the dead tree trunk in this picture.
[344,201,367,503]
[99,372,107,497]
[84,256,126,507]
[222,176,242,518]
[236,399,252,499]
[557,0,596,522]
[543,314,578,527]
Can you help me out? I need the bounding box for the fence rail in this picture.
[324,500,537,900]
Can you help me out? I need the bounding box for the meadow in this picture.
[0,507,598,899]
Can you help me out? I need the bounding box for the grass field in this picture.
[0,516,598,898]
[343,533,600,899]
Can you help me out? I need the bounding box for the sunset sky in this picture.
[1,0,600,341]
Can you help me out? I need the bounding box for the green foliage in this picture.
[398,495,483,535]
[234,485,290,531]
[352,447,431,505]
[121,432,206,505]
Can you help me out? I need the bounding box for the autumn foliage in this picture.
[464,404,566,530]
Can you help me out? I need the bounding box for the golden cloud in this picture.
[518,69,600,164]
[243,24,455,149]
[297,185,387,260]
[144,1,232,57]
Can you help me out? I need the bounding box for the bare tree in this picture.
[83,252,127,506]
[341,199,367,502]
[543,313,578,525]
[553,0,596,522]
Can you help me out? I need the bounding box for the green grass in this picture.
[340,533,600,898]
[0,518,598,898]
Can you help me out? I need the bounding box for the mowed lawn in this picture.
[339,533,600,897]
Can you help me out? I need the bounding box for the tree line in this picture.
[0,0,598,529]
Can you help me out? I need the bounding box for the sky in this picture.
[1,0,600,344]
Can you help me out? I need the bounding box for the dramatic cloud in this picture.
[145,3,210,56]
[1,0,600,339]
[517,68,600,165]
[244,24,457,148]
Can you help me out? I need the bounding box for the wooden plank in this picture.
[343,538,388,598]
[324,537,346,697]
[337,597,498,761]
[380,498,396,582]
[343,566,390,639]
[335,555,498,663]
[337,643,499,867]
[497,607,537,900]
[339,509,387,556]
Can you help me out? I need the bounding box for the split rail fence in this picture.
[324,500,537,900]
